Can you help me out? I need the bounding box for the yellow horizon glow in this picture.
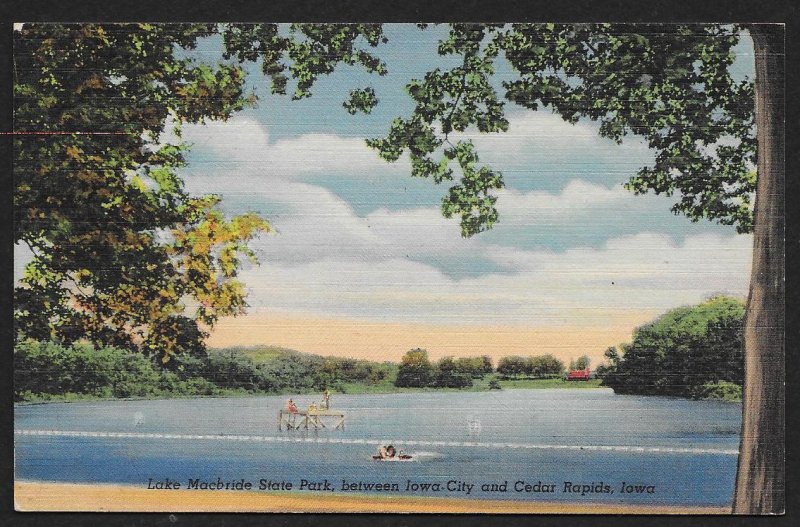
[206,310,660,366]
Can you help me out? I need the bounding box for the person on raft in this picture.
[287,398,299,414]
[378,445,396,459]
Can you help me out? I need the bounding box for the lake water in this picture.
[14,389,741,507]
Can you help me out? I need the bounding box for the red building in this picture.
[566,368,591,381]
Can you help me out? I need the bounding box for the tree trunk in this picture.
[732,24,785,514]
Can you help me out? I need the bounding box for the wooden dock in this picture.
[278,409,345,431]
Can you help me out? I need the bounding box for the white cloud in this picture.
[494,180,629,222]
[181,116,410,180]
[13,243,34,282]
[365,206,481,257]
[459,111,654,187]
[178,116,483,267]
[240,231,752,326]
[250,181,392,264]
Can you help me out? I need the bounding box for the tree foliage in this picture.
[13,23,387,362]
[395,348,435,387]
[14,339,219,400]
[367,24,756,237]
[497,354,565,378]
[569,355,591,371]
[599,296,745,398]
[394,349,493,388]
[454,355,494,377]
[435,356,472,388]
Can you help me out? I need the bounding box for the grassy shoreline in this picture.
[15,377,740,406]
[14,480,730,514]
[14,378,606,405]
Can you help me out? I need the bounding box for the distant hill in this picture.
[208,345,377,365]
[203,344,398,394]
[215,345,306,364]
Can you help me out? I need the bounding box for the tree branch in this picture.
[442,52,470,142]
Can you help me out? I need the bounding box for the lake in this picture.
[14,389,741,507]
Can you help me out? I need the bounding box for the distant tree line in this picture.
[394,349,571,387]
[394,349,493,388]
[597,296,745,399]
[13,341,393,401]
[16,339,608,401]
[496,354,565,379]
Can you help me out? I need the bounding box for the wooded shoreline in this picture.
[16,294,746,405]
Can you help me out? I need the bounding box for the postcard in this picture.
[12,22,784,514]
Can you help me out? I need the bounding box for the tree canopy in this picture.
[599,295,745,398]
[365,24,755,237]
[394,348,435,387]
[13,23,387,362]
